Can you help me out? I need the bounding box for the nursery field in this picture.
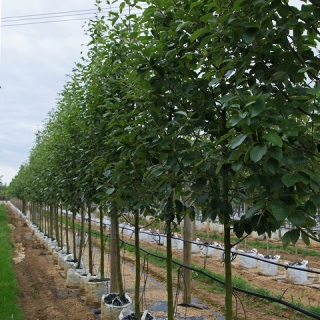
[6,204,320,320]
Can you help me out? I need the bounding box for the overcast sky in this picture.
[0,0,104,185]
[0,0,303,185]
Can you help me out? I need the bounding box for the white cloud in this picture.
[0,165,19,185]
[0,0,93,185]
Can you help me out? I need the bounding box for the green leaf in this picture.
[264,131,282,147]
[298,66,316,73]
[190,1,202,10]
[245,200,264,219]
[217,130,234,144]
[290,229,300,245]
[243,174,260,191]
[221,94,235,103]
[197,193,208,204]
[301,232,310,246]
[272,71,287,81]
[208,78,220,86]
[192,177,207,190]
[281,172,299,187]
[250,144,267,162]
[269,147,283,161]
[306,82,320,95]
[249,99,265,117]
[119,1,126,13]
[190,27,210,43]
[106,187,115,195]
[243,27,259,44]
[230,134,247,149]
[304,217,317,227]
[175,199,183,214]
[164,200,173,215]
[215,162,224,174]
[288,211,306,227]
[268,200,290,221]
[234,222,244,238]
[228,115,243,127]
[282,231,291,249]
[175,110,187,117]
[311,195,320,207]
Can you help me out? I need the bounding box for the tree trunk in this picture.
[183,214,193,305]
[22,200,26,215]
[115,215,123,295]
[221,108,233,320]
[45,204,48,236]
[88,206,93,275]
[77,206,85,269]
[40,204,43,232]
[55,204,60,245]
[56,204,63,253]
[60,204,64,250]
[166,221,174,320]
[99,206,105,279]
[49,204,54,238]
[66,206,70,253]
[72,209,77,260]
[134,212,141,318]
[224,225,233,320]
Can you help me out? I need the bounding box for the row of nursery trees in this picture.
[0,176,8,201]
[8,0,320,319]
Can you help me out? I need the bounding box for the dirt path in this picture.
[7,205,96,320]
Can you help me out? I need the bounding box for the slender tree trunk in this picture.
[134,212,141,318]
[56,204,63,253]
[222,108,233,320]
[22,200,26,215]
[40,204,43,232]
[166,221,174,320]
[43,204,47,235]
[30,202,33,223]
[100,206,105,279]
[60,204,64,250]
[183,214,193,305]
[38,203,41,230]
[88,206,93,275]
[55,204,60,245]
[50,204,54,238]
[77,206,85,269]
[224,225,233,320]
[110,211,119,292]
[72,209,77,260]
[115,215,123,295]
[110,209,124,294]
[66,206,70,253]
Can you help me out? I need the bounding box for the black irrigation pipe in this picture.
[120,224,320,275]
[70,224,320,319]
[50,213,320,319]
[199,243,320,275]
[117,238,320,320]
[72,221,320,275]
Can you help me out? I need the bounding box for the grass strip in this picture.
[0,204,23,320]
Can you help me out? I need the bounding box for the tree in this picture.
[9,1,320,319]
[0,178,8,201]
[128,0,320,318]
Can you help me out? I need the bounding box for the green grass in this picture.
[0,204,23,320]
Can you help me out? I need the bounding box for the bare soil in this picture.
[6,204,320,320]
